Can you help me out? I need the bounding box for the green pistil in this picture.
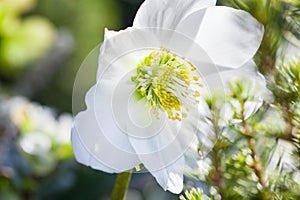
[131,49,202,121]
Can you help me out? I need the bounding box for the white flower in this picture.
[71,0,264,194]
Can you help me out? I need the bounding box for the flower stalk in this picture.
[111,171,132,200]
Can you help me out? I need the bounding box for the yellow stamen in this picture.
[194,91,200,97]
[131,49,202,121]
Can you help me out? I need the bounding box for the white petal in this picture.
[128,97,152,128]
[72,86,141,172]
[71,126,115,173]
[244,100,263,119]
[149,157,185,194]
[197,119,217,154]
[93,79,140,154]
[98,28,223,82]
[191,98,217,156]
[129,102,200,155]
[104,27,134,41]
[199,60,269,126]
[176,6,264,68]
[109,69,167,139]
[128,118,181,155]
[104,28,119,40]
[184,142,203,169]
[133,0,216,29]
[121,116,187,193]
[203,60,266,94]
[97,28,160,80]
[206,61,269,123]
[127,105,200,193]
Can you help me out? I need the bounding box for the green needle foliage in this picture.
[180,188,211,200]
[182,1,300,199]
[273,59,300,102]
[183,78,300,199]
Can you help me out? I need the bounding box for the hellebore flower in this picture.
[71,0,264,194]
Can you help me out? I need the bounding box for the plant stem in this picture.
[281,100,295,140]
[212,146,223,199]
[111,171,132,200]
[240,101,271,200]
[246,137,266,189]
[211,115,224,199]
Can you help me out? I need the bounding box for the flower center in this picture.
[131,49,202,121]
